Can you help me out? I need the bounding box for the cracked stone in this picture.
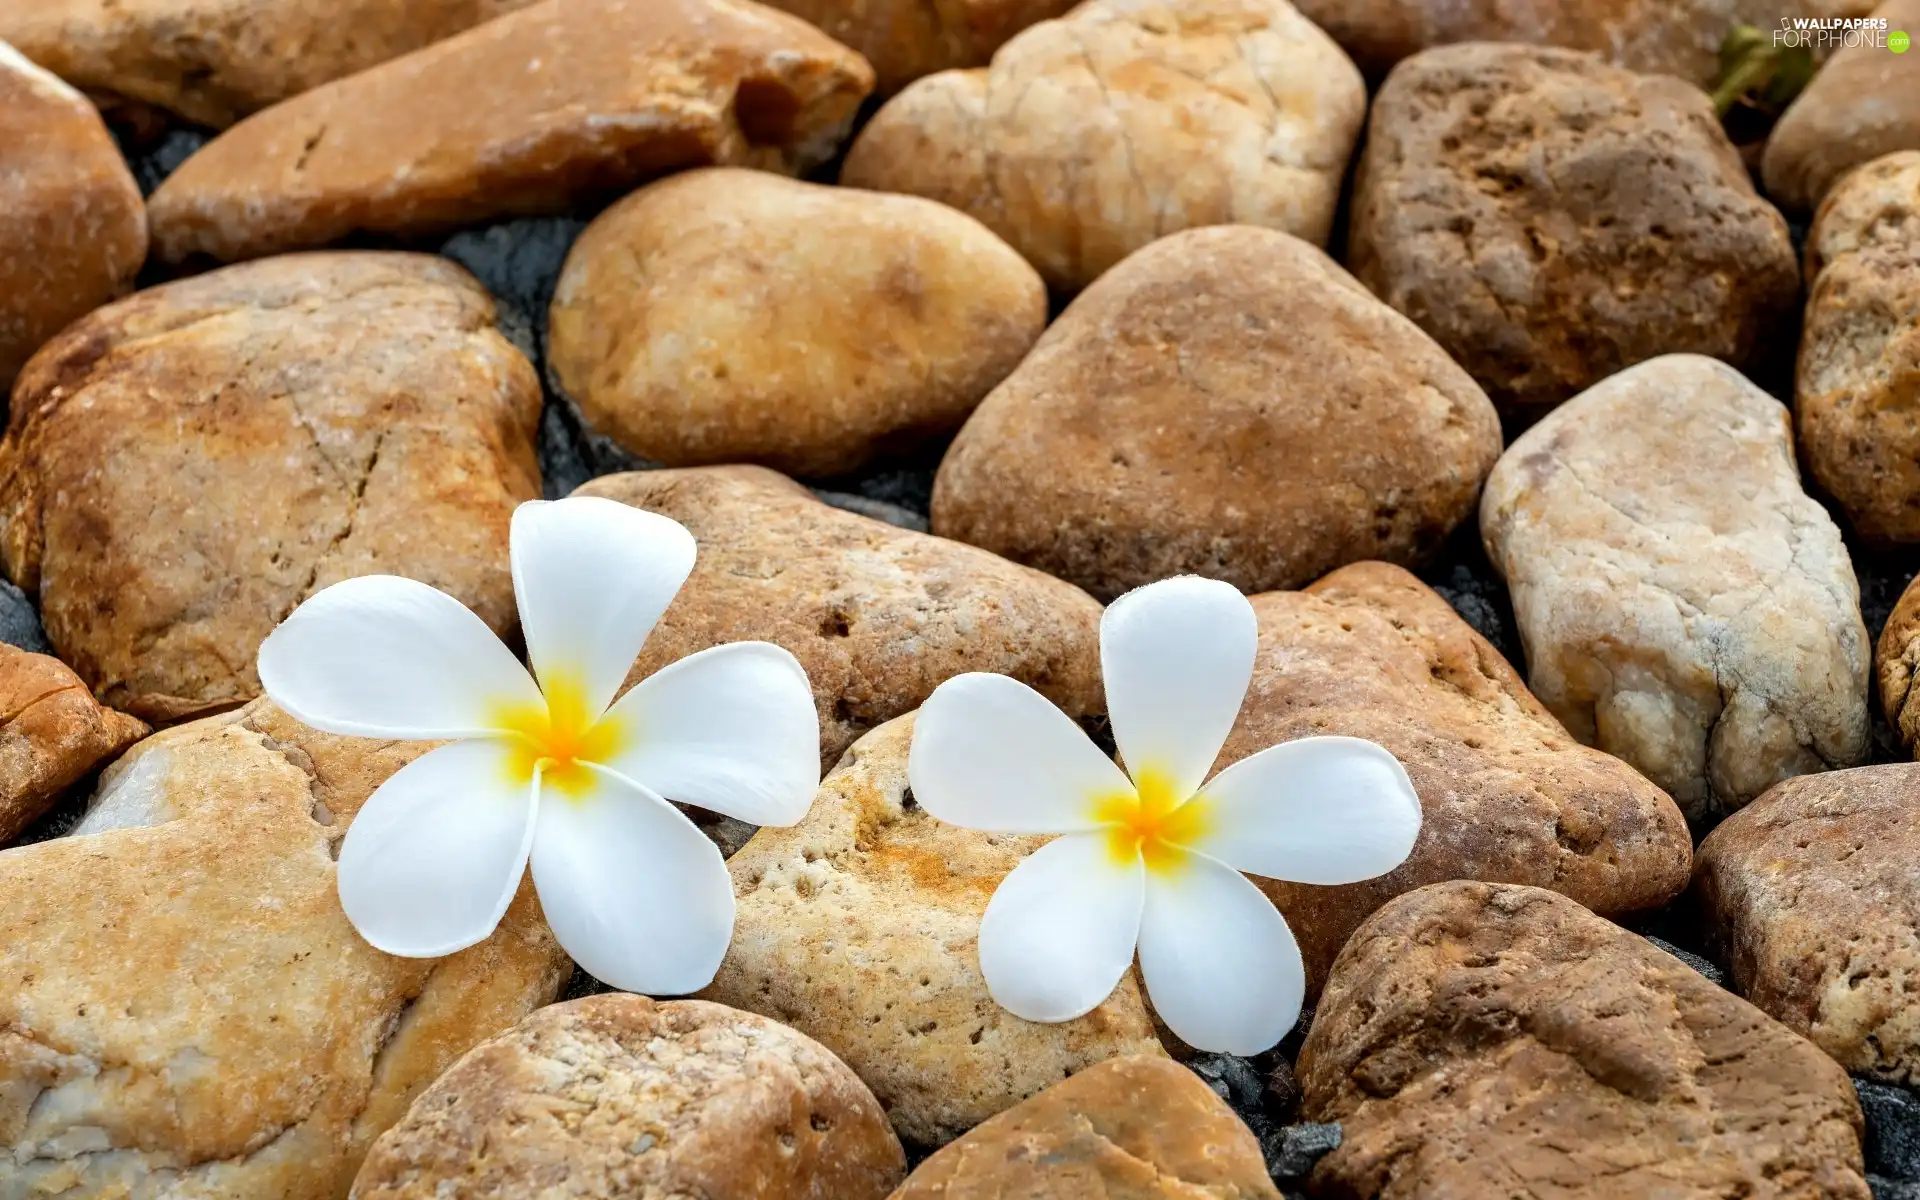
[1764,0,1920,213]
[0,252,542,724]
[841,0,1366,294]
[0,698,570,1198]
[1482,353,1871,822]
[353,995,904,1200]
[0,643,145,843]
[1300,881,1871,1199]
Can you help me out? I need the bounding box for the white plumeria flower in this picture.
[906,576,1422,1054]
[256,496,819,995]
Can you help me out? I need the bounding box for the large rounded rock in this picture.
[353,995,905,1200]
[549,169,1045,479]
[1764,0,1920,213]
[0,699,571,1199]
[146,0,873,264]
[1350,43,1798,419]
[0,644,145,843]
[1697,764,1920,1084]
[0,42,145,394]
[759,0,1074,93]
[931,225,1502,602]
[1806,150,1920,278]
[576,466,1102,767]
[841,0,1366,294]
[892,1055,1278,1198]
[701,716,1165,1148]
[1481,354,1870,822]
[1300,882,1870,1199]
[0,252,542,724]
[1232,562,1691,992]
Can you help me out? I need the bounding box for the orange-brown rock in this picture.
[0,0,539,128]
[578,466,1102,767]
[1229,562,1691,993]
[931,225,1502,602]
[353,995,905,1200]
[1806,151,1920,278]
[549,169,1045,479]
[0,252,542,724]
[759,0,1074,94]
[1764,0,1920,213]
[146,0,875,264]
[1878,573,1920,751]
[0,42,145,394]
[891,1055,1279,1197]
[840,0,1366,294]
[0,699,571,1199]
[703,716,1165,1147]
[0,643,145,842]
[1697,763,1920,1082]
[1350,43,1799,418]
[1300,882,1870,1199]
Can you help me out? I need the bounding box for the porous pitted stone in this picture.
[758,0,1075,94]
[0,698,571,1199]
[0,643,145,843]
[0,252,542,725]
[549,169,1045,479]
[1350,42,1799,418]
[931,225,1502,602]
[1806,150,1920,279]
[352,995,905,1200]
[576,466,1103,768]
[1481,354,1870,822]
[1764,0,1920,214]
[1299,881,1871,1200]
[840,0,1366,294]
[701,716,1166,1148]
[1230,562,1691,993]
[146,0,874,264]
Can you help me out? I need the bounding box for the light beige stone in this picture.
[1805,149,1920,279]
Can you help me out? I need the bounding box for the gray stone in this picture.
[0,580,50,655]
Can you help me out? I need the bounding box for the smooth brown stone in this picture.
[0,699,571,1199]
[0,643,145,842]
[0,252,542,724]
[1697,764,1920,1082]
[890,1055,1278,1198]
[1300,881,1870,1199]
[758,0,1074,94]
[931,226,1502,602]
[0,43,145,393]
[1350,43,1798,418]
[1228,562,1691,993]
[146,0,875,264]
[0,0,538,128]
[1765,0,1920,213]
[354,995,905,1200]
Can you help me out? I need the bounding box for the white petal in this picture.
[907,673,1131,833]
[599,642,819,826]
[1186,736,1422,885]
[259,575,542,739]
[1138,851,1304,1054]
[512,496,697,722]
[336,739,539,957]
[530,765,734,995]
[1101,576,1257,801]
[978,832,1145,1023]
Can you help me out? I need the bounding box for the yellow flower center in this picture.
[490,671,629,799]
[1092,766,1209,875]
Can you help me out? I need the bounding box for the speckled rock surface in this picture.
[1878,575,1920,752]
[549,169,1045,479]
[0,252,542,725]
[892,1055,1279,1198]
[353,995,905,1200]
[759,0,1075,93]
[1482,354,1870,822]
[0,698,571,1199]
[932,226,1502,602]
[1799,152,1920,546]
[1228,562,1691,993]
[841,0,1366,294]
[1350,43,1799,418]
[701,716,1166,1148]
[0,644,144,843]
[0,43,145,394]
[1764,0,1920,214]
[146,0,874,264]
[0,0,538,128]
[577,466,1103,768]
[1300,881,1871,1199]
[1697,764,1920,1082]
